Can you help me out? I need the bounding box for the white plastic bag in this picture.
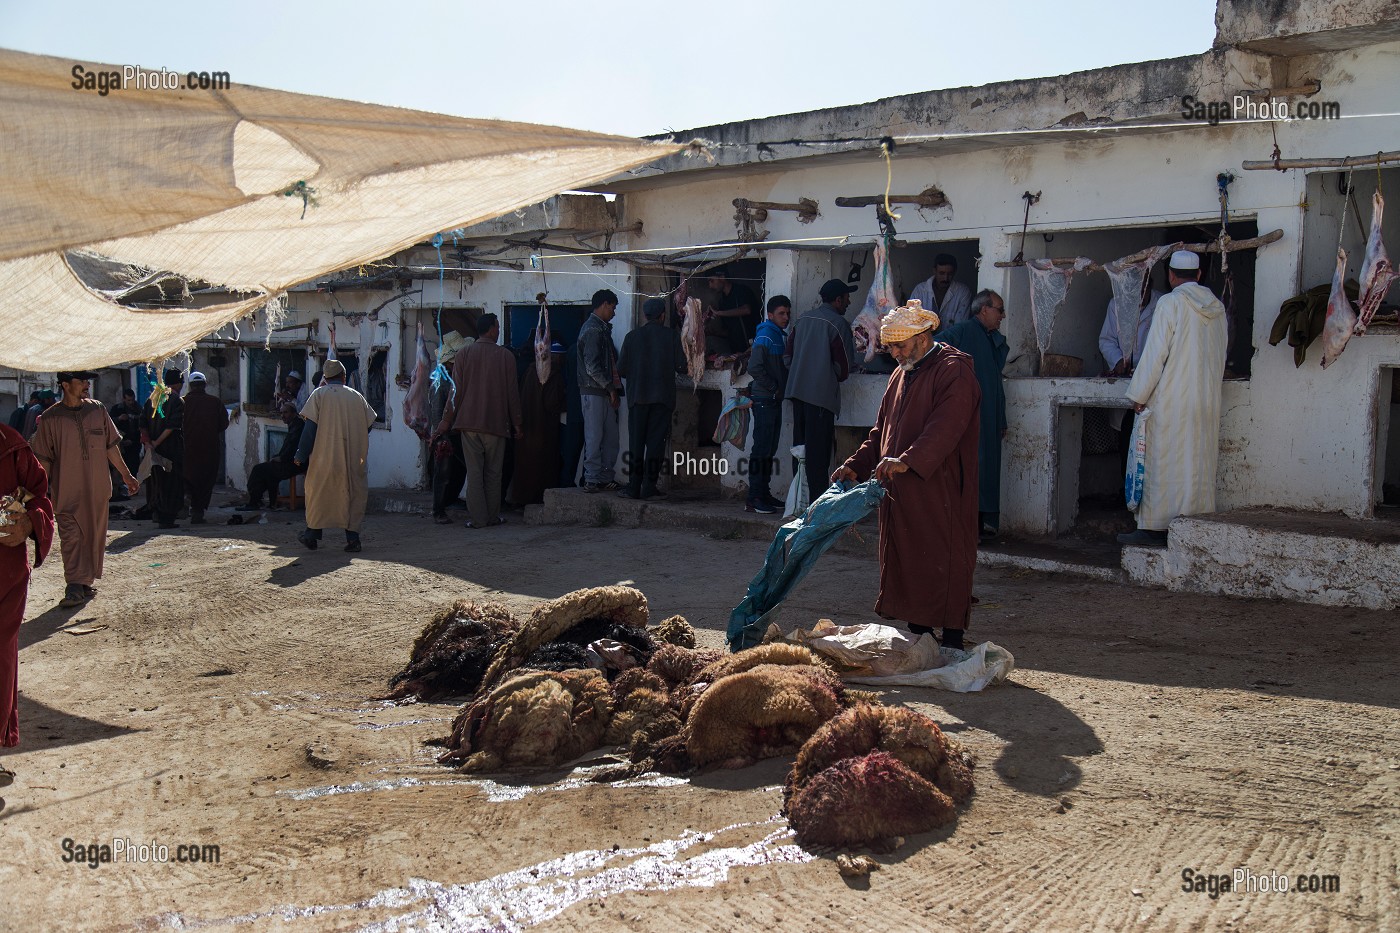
[845,641,1016,693]
[784,444,809,517]
[1124,408,1150,512]
[781,619,943,677]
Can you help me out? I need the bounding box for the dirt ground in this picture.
[2,507,1396,932]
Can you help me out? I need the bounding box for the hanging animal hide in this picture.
[1025,257,1093,355]
[1357,191,1400,333]
[1103,244,1179,361]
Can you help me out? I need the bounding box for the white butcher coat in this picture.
[912,278,973,329]
[1126,282,1227,531]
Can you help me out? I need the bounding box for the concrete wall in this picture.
[1215,0,1400,53]
[613,38,1400,531]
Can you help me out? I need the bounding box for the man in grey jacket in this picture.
[577,289,622,492]
[617,298,686,499]
[786,279,857,501]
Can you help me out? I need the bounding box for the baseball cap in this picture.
[819,279,858,301]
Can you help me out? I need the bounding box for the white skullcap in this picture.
[1169,250,1200,271]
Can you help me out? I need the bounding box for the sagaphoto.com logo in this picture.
[1180,94,1341,126]
[71,63,231,96]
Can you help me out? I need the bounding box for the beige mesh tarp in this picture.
[0,48,679,370]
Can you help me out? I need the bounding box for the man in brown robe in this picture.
[834,301,980,649]
[29,372,140,607]
[507,342,566,506]
[181,372,229,524]
[294,359,377,552]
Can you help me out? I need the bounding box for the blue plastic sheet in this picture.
[726,479,886,651]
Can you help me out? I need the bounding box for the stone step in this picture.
[1122,508,1400,610]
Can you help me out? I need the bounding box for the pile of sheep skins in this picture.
[783,704,974,848]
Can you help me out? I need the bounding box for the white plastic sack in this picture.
[844,641,1016,693]
[781,619,944,677]
[784,444,809,517]
[1125,408,1150,512]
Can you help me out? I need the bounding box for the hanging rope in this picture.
[1337,167,1354,255]
[879,138,900,223]
[1217,172,1235,272]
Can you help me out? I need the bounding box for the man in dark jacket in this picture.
[181,372,229,524]
[938,290,1009,541]
[745,295,791,513]
[576,289,622,492]
[141,369,185,529]
[238,403,306,510]
[787,279,857,502]
[617,298,686,500]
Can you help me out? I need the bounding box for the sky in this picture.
[1,0,1220,137]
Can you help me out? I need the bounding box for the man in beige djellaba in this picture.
[292,359,377,553]
[29,371,139,606]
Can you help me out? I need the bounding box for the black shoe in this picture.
[763,495,785,510]
[235,503,262,512]
[617,488,642,500]
[298,531,319,550]
[641,487,667,500]
[344,540,362,553]
[582,483,601,494]
[190,512,207,525]
[156,521,180,530]
[745,499,777,514]
[58,584,90,608]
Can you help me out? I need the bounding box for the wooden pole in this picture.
[993,229,1283,268]
[835,187,950,210]
[732,197,820,223]
[1242,149,1400,171]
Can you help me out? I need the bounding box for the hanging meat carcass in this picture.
[534,295,552,384]
[1356,191,1400,333]
[851,240,898,361]
[402,321,433,438]
[1319,249,1356,369]
[681,296,707,388]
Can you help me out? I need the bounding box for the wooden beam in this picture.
[1243,149,1400,171]
[993,229,1283,268]
[834,186,950,210]
[732,197,820,223]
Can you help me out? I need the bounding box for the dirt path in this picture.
[2,511,1395,931]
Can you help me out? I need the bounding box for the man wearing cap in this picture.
[1118,250,1227,547]
[617,298,687,500]
[29,371,139,607]
[142,369,187,529]
[938,290,1010,541]
[911,253,973,332]
[237,402,305,511]
[428,330,472,523]
[786,279,857,501]
[273,370,310,413]
[181,372,229,525]
[433,314,522,529]
[833,302,981,649]
[295,358,377,551]
[745,295,792,513]
[509,337,567,506]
